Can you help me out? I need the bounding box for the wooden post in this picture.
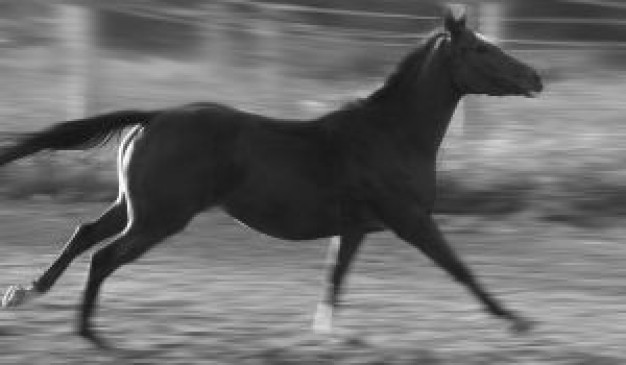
[254,6,283,115]
[453,1,505,141]
[58,3,96,119]
[479,1,504,43]
[203,0,230,92]
[468,1,504,139]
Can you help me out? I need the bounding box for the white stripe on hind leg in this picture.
[2,284,40,308]
[312,302,334,334]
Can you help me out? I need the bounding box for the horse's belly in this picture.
[222,185,339,241]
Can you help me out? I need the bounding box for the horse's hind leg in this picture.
[2,198,127,308]
[77,213,192,347]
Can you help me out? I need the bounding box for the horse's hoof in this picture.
[1,285,38,308]
[509,316,537,334]
[312,303,334,335]
[78,327,113,350]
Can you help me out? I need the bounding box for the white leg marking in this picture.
[2,284,40,308]
[312,302,334,334]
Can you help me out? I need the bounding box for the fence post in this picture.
[204,0,230,95]
[479,1,504,43]
[470,1,504,138]
[58,3,97,120]
[254,6,285,115]
[455,1,505,141]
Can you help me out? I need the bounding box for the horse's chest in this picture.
[345,150,437,204]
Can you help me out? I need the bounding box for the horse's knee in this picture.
[89,230,158,272]
[63,222,100,255]
[74,222,94,242]
[76,222,92,235]
[88,245,118,280]
[88,239,136,278]
[74,203,127,247]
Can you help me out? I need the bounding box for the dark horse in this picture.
[1,7,541,347]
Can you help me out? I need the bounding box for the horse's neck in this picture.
[382,63,461,157]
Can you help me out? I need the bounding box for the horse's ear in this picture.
[444,4,467,39]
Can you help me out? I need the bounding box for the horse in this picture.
[0,6,542,348]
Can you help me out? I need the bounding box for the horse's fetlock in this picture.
[31,280,50,294]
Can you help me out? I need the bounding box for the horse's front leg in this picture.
[313,231,365,334]
[375,200,535,333]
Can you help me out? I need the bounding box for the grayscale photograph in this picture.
[0,0,625,364]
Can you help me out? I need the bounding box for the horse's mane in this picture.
[366,30,448,103]
[318,30,448,122]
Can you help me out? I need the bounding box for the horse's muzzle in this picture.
[524,71,543,98]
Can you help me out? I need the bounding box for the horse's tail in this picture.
[0,109,159,166]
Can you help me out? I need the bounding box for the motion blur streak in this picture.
[1,1,626,363]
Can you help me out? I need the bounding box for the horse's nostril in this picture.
[537,77,543,91]
[532,71,543,91]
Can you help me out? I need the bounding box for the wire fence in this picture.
[2,2,626,51]
[86,1,626,50]
[1,1,626,133]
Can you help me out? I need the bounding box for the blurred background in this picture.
[3,2,626,363]
[1,0,626,221]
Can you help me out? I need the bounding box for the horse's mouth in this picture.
[487,86,539,98]
[489,74,542,98]
[509,78,541,98]
[522,74,543,98]
[523,89,540,98]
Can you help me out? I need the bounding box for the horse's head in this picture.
[444,6,543,97]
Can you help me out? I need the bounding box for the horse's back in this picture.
[122,103,342,240]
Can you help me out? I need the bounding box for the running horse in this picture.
[1,7,542,347]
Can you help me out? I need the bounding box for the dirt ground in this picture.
[1,202,626,364]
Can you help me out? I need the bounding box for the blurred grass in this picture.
[2,202,626,363]
[437,64,626,224]
[2,45,626,225]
